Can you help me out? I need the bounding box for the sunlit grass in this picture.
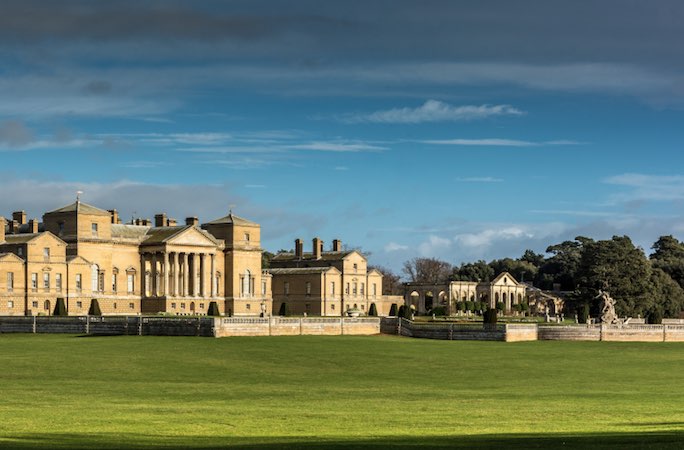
[0,334,682,448]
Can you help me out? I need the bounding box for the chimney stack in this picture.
[155,213,167,227]
[167,218,177,227]
[108,209,120,224]
[12,211,26,225]
[185,217,199,227]
[28,219,39,234]
[295,238,303,258]
[9,220,18,234]
[0,216,5,242]
[332,239,342,252]
[313,237,322,260]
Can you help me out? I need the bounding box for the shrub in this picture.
[53,298,68,316]
[88,299,102,316]
[521,302,529,312]
[278,302,289,317]
[368,303,378,316]
[464,301,474,312]
[578,303,589,324]
[431,306,446,316]
[389,303,398,316]
[456,301,465,312]
[483,308,498,324]
[513,304,522,313]
[207,301,221,316]
[496,301,505,312]
[403,305,413,320]
[647,308,663,324]
[397,305,406,318]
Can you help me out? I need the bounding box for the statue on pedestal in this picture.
[596,290,619,324]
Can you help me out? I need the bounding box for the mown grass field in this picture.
[0,334,682,449]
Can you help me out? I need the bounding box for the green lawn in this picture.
[0,334,682,449]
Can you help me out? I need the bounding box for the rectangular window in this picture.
[43,247,50,261]
[76,274,82,292]
[58,222,65,236]
[7,300,13,309]
[32,301,38,308]
[127,274,134,293]
[56,274,62,292]
[43,273,50,290]
[181,303,186,309]
[76,301,82,308]
[31,273,38,291]
[261,280,266,296]
[199,303,205,309]
[246,303,251,310]
[129,303,134,309]
[360,283,365,295]
[244,232,250,241]
[284,282,290,295]
[306,282,311,295]
[112,274,117,292]
[331,304,335,311]
[91,223,98,237]
[346,283,350,294]
[353,263,358,273]
[353,282,358,295]
[330,281,335,296]
[7,272,14,293]
[18,247,23,257]
[171,303,177,309]
[113,302,117,310]
[98,272,104,293]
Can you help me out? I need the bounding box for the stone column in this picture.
[163,252,170,297]
[151,253,158,297]
[190,253,198,297]
[183,253,189,297]
[210,253,216,298]
[140,253,147,298]
[199,253,207,298]
[172,252,178,297]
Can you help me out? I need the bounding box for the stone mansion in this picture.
[0,200,392,317]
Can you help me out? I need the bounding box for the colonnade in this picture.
[140,251,217,298]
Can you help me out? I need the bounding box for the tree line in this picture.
[379,235,684,319]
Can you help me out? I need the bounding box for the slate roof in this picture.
[141,225,219,246]
[45,201,111,216]
[3,233,42,244]
[204,213,258,227]
[271,250,356,262]
[111,224,150,240]
[267,267,340,275]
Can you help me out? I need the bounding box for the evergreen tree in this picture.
[88,299,102,316]
[53,298,67,316]
[368,303,378,316]
[278,302,289,316]
[207,301,221,316]
[388,303,398,316]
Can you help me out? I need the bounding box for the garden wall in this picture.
[214,317,381,337]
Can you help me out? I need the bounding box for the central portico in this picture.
[140,225,222,314]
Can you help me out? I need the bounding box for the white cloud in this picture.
[384,242,409,252]
[454,227,532,249]
[418,235,453,256]
[345,100,523,124]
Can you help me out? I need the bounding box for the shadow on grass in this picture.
[1,431,683,449]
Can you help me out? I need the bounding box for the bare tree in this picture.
[402,257,452,284]
[369,265,404,295]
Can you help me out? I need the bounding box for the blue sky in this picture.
[2,1,684,273]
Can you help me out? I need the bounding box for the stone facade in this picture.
[268,238,391,316]
[0,201,271,316]
[406,272,528,315]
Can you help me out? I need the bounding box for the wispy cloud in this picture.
[422,138,582,147]
[384,242,409,252]
[456,177,503,183]
[284,141,386,152]
[604,173,684,201]
[343,100,523,124]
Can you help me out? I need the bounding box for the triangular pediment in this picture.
[0,252,25,263]
[165,227,219,247]
[492,272,519,286]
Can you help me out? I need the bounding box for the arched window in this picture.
[503,292,507,302]
[495,292,499,302]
